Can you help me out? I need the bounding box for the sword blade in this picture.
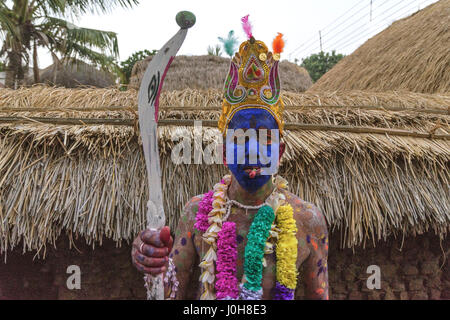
[138,28,187,230]
[137,28,188,300]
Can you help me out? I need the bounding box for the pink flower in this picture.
[215,222,239,300]
[194,190,214,232]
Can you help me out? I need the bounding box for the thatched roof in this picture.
[129,55,313,92]
[27,60,116,88]
[310,0,450,93]
[0,86,449,256]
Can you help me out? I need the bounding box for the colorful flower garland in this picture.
[215,222,239,300]
[242,205,275,299]
[194,190,214,233]
[274,204,298,299]
[195,175,298,300]
[197,177,230,300]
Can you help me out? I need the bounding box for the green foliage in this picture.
[207,44,222,57]
[119,49,156,84]
[0,0,139,87]
[300,50,345,82]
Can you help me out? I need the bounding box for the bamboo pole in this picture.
[1,104,448,115]
[0,116,448,140]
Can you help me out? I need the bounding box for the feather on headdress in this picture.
[241,15,253,39]
[272,33,285,54]
[218,17,286,135]
[218,30,239,57]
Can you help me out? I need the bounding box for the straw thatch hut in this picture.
[0,86,448,299]
[27,60,116,88]
[129,55,313,92]
[309,0,450,93]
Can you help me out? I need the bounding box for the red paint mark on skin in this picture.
[311,239,318,250]
[316,288,324,295]
[188,232,192,238]
[325,245,328,251]
[310,272,315,278]
[295,198,301,205]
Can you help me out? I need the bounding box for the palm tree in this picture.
[0,0,138,88]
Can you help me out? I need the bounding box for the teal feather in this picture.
[218,30,239,57]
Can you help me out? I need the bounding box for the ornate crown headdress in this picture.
[218,15,285,135]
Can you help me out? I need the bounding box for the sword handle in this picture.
[144,227,165,300]
[145,271,165,300]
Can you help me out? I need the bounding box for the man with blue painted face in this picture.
[131,28,329,300]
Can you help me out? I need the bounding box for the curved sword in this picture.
[138,11,195,300]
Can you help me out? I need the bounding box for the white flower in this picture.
[209,208,226,216]
[199,260,215,274]
[223,175,232,185]
[199,271,215,284]
[213,191,226,200]
[274,175,289,189]
[208,215,223,224]
[206,223,221,234]
[200,289,216,300]
[204,247,217,261]
[266,191,286,213]
[203,236,217,245]
[264,242,273,254]
[212,199,225,209]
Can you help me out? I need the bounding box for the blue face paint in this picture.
[225,108,280,193]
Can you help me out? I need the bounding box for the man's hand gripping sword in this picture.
[137,11,195,300]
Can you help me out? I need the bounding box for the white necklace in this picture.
[223,186,278,220]
[198,175,288,300]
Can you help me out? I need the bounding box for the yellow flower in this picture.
[209,208,226,215]
[208,215,223,224]
[275,204,298,290]
[213,191,226,200]
[274,175,289,190]
[200,288,216,300]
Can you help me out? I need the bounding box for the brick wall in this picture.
[0,237,146,300]
[325,232,449,300]
[0,232,448,300]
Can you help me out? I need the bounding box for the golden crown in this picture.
[218,27,285,135]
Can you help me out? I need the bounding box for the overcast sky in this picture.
[36,0,438,68]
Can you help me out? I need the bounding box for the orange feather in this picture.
[272,33,285,54]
